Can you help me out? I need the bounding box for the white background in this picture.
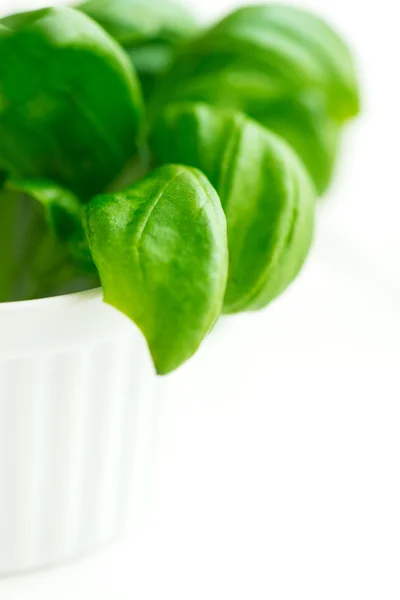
[1,0,400,598]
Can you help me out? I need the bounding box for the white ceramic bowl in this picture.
[0,288,156,575]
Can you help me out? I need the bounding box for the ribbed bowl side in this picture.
[0,331,156,575]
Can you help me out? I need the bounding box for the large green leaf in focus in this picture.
[84,164,228,374]
[152,103,316,313]
[0,7,144,199]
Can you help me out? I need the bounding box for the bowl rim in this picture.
[0,287,103,314]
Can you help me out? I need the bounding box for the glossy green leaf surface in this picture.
[84,164,228,374]
[0,7,144,199]
[78,0,198,98]
[152,103,316,313]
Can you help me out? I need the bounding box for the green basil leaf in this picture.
[152,103,316,313]
[0,183,99,302]
[252,92,341,196]
[77,0,198,98]
[154,63,339,193]
[78,0,197,46]
[211,5,360,120]
[126,43,179,99]
[0,189,21,302]
[150,4,360,192]
[84,164,228,374]
[0,6,144,199]
[6,178,82,242]
[4,178,97,274]
[153,4,359,121]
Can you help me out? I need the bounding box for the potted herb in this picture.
[0,1,359,574]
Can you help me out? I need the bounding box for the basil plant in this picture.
[151,5,360,194]
[152,103,315,313]
[0,3,360,374]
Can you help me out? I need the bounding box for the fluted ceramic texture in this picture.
[0,291,156,575]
